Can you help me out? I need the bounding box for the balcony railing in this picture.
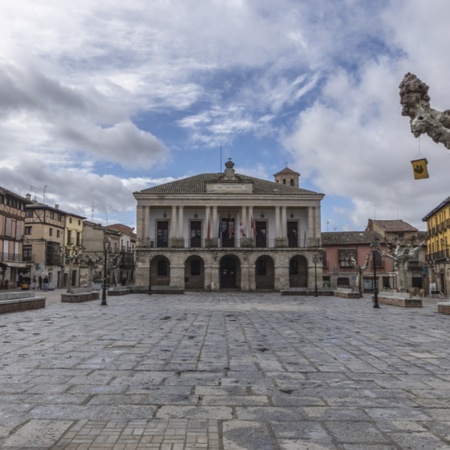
[147,237,312,249]
[0,252,21,262]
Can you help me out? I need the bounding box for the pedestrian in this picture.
[32,276,37,290]
[43,276,49,292]
[38,276,42,290]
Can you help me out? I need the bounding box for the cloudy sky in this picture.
[1,0,449,231]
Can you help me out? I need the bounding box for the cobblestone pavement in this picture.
[1,292,450,449]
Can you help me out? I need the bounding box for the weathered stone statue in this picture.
[382,239,425,292]
[349,253,370,296]
[83,254,102,288]
[399,72,450,149]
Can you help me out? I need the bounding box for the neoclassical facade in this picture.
[133,160,324,291]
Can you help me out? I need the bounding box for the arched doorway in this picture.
[220,255,240,289]
[255,255,275,290]
[289,255,308,287]
[184,255,205,290]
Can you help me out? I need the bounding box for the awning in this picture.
[1,262,32,268]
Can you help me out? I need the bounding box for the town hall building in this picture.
[133,160,324,291]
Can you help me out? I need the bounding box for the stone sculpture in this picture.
[382,239,425,292]
[349,253,370,295]
[399,72,450,149]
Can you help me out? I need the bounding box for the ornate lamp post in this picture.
[370,239,380,309]
[101,235,110,306]
[313,252,322,297]
[148,254,152,295]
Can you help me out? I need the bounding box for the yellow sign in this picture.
[411,158,429,179]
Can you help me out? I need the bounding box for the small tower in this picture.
[273,166,300,187]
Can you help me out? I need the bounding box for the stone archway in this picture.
[289,255,308,288]
[184,255,205,290]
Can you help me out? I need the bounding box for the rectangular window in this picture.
[372,251,383,268]
[255,221,267,248]
[190,221,202,247]
[339,249,356,267]
[191,260,201,276]
[46,241,61,265]
[157,260,168,276]
[57,230,60,238]
[67,230,72,244]
[5,218,12,236]
[289,259,298,275]
[50,211,55,219]
[25,209,33,218]
[157,221,169,247]
[221,218,235,248]
[23,245,32,261]
[25,226,32,235]
[287,221,298,247]
[49,228,53,236]
[256,259,266,276]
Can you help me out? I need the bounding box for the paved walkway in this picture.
[0,292,450,449]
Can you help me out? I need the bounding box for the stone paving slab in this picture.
[1,292,450,448]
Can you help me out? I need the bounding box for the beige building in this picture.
[133,160,324,292]
[81,221,122,286]
[62,212,86,290]
[107,224,136,285]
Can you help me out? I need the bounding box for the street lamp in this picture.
[313,252,322,297]
[370,239,380,309]
[441,239,449,297]
[101,234,110,306]
[148,254,152,295]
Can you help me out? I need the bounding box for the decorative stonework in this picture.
[206,183,253,193]
[399,72,450,149]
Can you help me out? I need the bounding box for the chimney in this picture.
[26,193,31,200]
[55,204,59,209]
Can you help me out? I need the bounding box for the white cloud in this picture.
[1,0,450,231]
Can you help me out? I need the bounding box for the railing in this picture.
[147,237,312,249]
[0,252,21,262]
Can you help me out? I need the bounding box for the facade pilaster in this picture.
[170,206,177,247]
[178,205,184,247]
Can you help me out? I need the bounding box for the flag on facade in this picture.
[411,158,429,180]
[228,220,234,240]
[240,221,246,237]
[251,216,256,238]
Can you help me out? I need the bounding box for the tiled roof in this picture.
[136,173,321,197]
[368,219,418,232]
[322,231,383,246]
[273,167,300,177]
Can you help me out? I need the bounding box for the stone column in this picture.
[170,206,177,247]
[307,207,318,247]
[211,205,219,247]
[241,206,247,235]
[281,207,287,238]
[136,205,144,246]
[209,254,220,290]
[275,206,280,239]
[178,205,184,247]
[205,206,211,246]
